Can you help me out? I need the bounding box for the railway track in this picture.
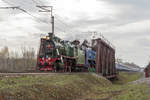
[0,72,89,76]
[0,72,56,76]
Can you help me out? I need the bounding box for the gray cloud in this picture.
[101,0,150,7]
[0,0,150,67]
[136,38,150,47]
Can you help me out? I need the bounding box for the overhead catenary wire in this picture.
[31,0,44,5]
[54,14,83,35]
[2,0,35,7]
[55,14,72,28]
[0,0,9,6]
[54,19,77,34]
[1,0,48,23]
[1,0,69,33]
[32,0,83,35]
[18,0,82,35]
[1,0,83,38]
[31,0,39,5]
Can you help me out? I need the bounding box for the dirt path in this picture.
[131,76,150,94]
[131,72,150,85]
[132,77,150,84]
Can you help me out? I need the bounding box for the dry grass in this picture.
[0,73,110,100]
[0,72,149,100]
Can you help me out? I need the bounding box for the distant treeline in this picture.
[0,46,36,72]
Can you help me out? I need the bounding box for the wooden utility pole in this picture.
[36,6,54,34]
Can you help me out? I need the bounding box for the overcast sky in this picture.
[0,0,149,67]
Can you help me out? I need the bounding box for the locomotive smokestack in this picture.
[47,32,54,41]
[48,32,53,37]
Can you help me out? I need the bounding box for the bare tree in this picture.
[0,46,9,71]
[21,46,36,71]
[0,46,36,72]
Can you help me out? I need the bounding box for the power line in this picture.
[54,19,77,35]
[1,0,48,24]
[33,1,82,35]
[31,0,43,5]
[54,15,83,35]
[1,0,51,30]
[1,0,76,35]
[0,6,19,9]
[55,14,71,28]
[31,0,39,5]
[55,15,80,35]
[1,0,14,6]
[17,8,66,33]
[2,0,76,31]
[2,0,34,7]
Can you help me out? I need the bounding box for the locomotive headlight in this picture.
[48,57,51,60]
[46,36,50,40]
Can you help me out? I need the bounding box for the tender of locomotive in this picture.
[37,33,96,72]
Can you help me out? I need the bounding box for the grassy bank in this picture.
[0,72,149,100]
[0,73,111,100]
[79,72,150,100]
[112,72,142,84]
